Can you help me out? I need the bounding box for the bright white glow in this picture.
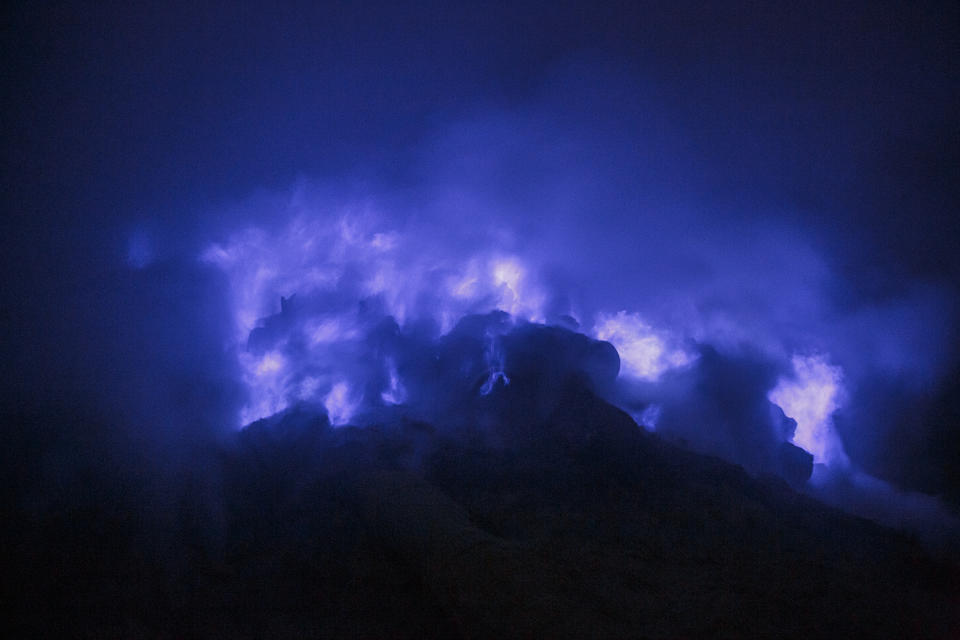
[488,256,547,320]
[237,350,290,426]
[492,258,523,291]
[769,354,849,467]
[325,382,357,426]
[255,351,285,375]
[593,311,692,380]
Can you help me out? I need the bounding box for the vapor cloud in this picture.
[176,70,960,539]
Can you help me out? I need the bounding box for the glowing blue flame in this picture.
[202,208,558,425]
[640,404,662,431]
[324,381,358,426]
[593,311,692,381]
[381,358,407,405]
[769,355,849,468]
[202,198,851,489]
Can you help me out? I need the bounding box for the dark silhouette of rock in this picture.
[3,338,959,638]
[778,440,815,488]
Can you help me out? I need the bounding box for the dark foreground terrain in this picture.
[4,380,959,639]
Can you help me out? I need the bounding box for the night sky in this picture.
[3,0,959,540]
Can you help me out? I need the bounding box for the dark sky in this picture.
[2,1,958,502]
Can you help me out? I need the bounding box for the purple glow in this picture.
[593,311,692,381]
[381,358,407,405]
[197,176,954,533]
[204,208,704,425]
[639,404,662,431]
[769,355,849,468]
[200,203,567,425]
[325,381,358,426]
[201,203,851,475]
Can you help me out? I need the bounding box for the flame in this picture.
[593,311,692,381]
[769,354,849,468]
[204,202,845,480]
[381,358,407,405]
[204,207,564,426]
[325,381,358,426]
